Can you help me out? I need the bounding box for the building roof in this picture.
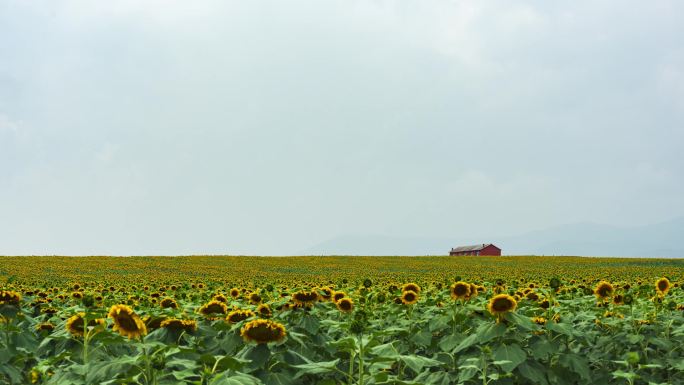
[451,243,499,252]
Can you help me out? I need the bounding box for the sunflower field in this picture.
[1,255,684,385]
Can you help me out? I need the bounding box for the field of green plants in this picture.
[1,255,683,385]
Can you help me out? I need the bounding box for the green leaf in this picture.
[493,343,526,372]
[328,336,358,352]
[458,358,480,383]
[546,322,576,337]
[292,359,341,378]
[399,355,443,374]
[369,342,400,361]
[507,312,537,331]
[530,338,558,360]
[0,363,22,384]
[206,355,250,372]
[612,370,637,380]
[237,344,270,370]
[438,334,462,352]
[518,361,549,385]
[475,322,507,343]
[410,330,432,347]
[559,353,590,381]
[85,356,138,384]
[453,333,478,353]
[264,371,295,385]
[210,372,264,385]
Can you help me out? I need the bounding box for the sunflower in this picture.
[160,318,197,333]
[249,292,262,305]
[65,313,105,337]
[402,283,421,294]
[450,282,471,300]
[655,277,670,296]
[240,319,287,344]
[594,281,614,300]
[108,304,147,339]
[336,297,354,313]
[467,284,480,300]
[487,294,517,321]
[230,288,240,299]
[212,294,229,303]
[401,290,419,305]
[0,290,22,306]
[257,304,272,318]
[199,300,229,319]
[532,317,547,325]
[612,295,624,305]
[319,286,333,301]
[72,292,83,299]
[226,309,256,324]
[35,322,55,332]
[160,298,178,309]
[332,291,346,303]
[292,290,319,306]
[143,315,167,331]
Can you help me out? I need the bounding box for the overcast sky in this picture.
[1,0,683,255]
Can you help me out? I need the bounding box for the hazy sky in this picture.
[1,1,683,255]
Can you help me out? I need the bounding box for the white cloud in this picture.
[0,114,21,133]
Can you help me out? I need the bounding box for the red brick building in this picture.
[449,243,501,256]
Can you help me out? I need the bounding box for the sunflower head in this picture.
[212,294,229,303]
[336,297,354,313]
[160,298,178,309]
[292,290,319,305]
[144,315,168,331]
[229,288,240,298]
[655,278,670,296]
[594,281,614,299]
[402,283,421,294]
[332,291,346,303]
[612,294,624,305]
[257,304,272,318]
[450,282,471,300]
[36,322,55,332]
[226,309,256,324]
[0,290,22,306]
[240,319,287,344]
[319,287,333,301]
[199,300,229,319]
[108,304,147,339]
[160,318,197,333]
[487,294,517,321]
[66,313,105,337]
[401,290,419,305]
[249,292,262,305]
[467,283,480,300]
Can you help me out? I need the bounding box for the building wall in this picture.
[449,245,502,256]
[480,245,501,256]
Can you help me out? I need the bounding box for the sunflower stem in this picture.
[357,334,364,385]
[82,314,89,365]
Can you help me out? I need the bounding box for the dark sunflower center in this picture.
[492,298,513,312]
[116,314,140,331]
[453,284,469,296]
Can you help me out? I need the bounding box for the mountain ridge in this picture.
[301,217,684,258]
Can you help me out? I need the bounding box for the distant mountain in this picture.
[301,217,684,257]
